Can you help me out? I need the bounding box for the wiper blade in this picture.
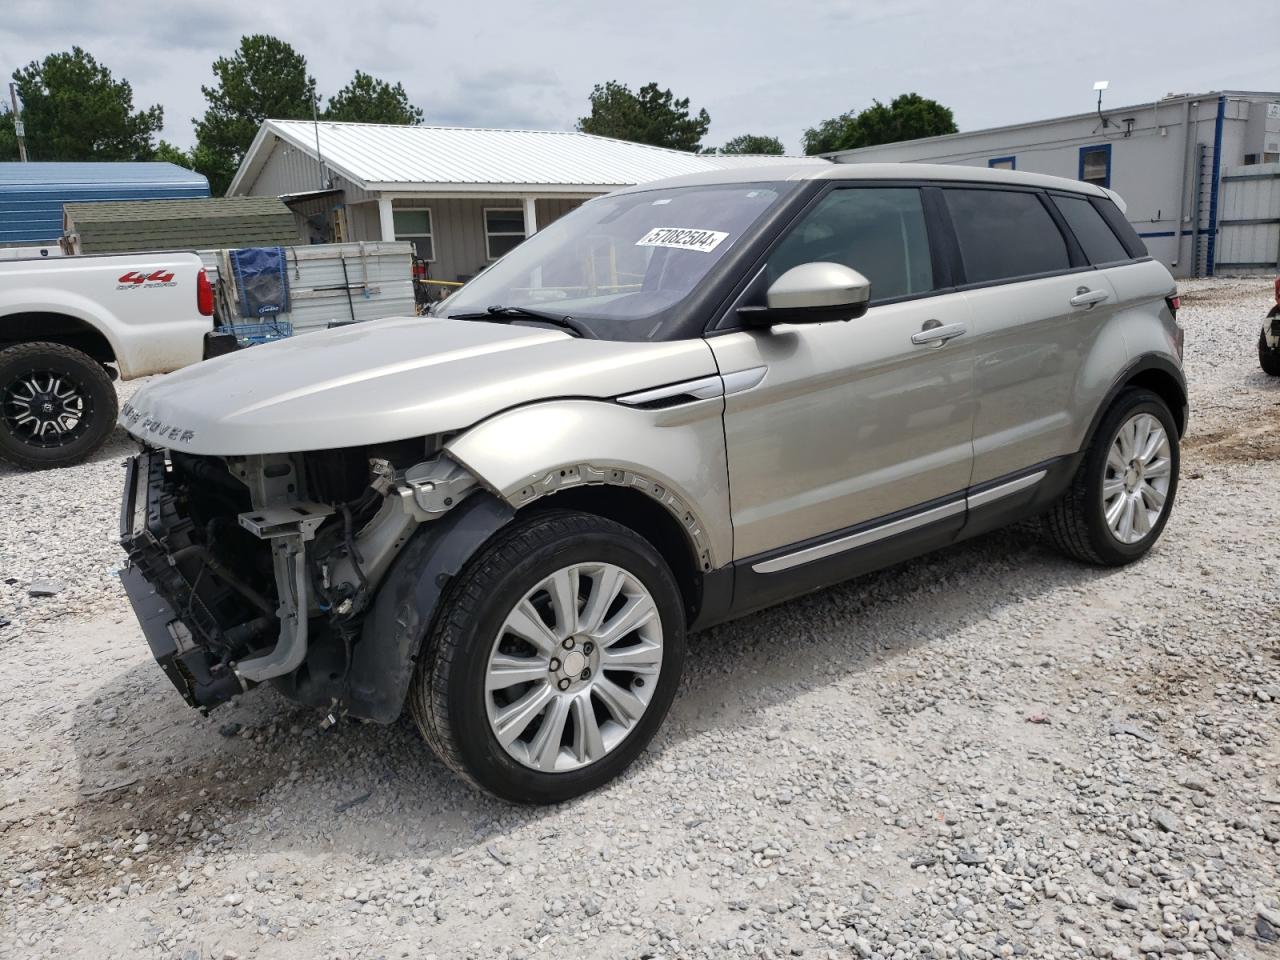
[448,305,591,338]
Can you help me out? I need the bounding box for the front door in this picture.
[709,186,977,561]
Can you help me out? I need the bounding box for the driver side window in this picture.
[768,187,936,303]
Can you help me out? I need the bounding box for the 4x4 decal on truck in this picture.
[117,270,177,290]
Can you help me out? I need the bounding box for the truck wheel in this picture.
[1045,388,1179,566]
[1260,332,1280,377]
[0,342,118,470]
[409,510,686,803]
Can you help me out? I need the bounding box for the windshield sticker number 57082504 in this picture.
[636,227,729,254]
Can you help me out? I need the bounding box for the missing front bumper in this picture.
[119,451,251,711]
[120,564,241,709]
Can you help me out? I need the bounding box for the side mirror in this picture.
[737,262,871,327]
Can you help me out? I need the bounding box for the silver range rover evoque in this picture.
[119,163,1186,802]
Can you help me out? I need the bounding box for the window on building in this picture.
[988,156,1016,170]
[1078,144,1111,188]
[767,187,935,302]
[392,208,434,261]
[943,188,1070,284]
[485,208,527,260]
[1051,194,1130,264]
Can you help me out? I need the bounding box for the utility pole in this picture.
[8,83,28,162]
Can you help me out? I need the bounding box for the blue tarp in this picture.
[230,246,291,319]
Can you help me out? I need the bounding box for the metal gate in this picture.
[1214,163,1280,275]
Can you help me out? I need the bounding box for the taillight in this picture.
[196,268,214,317]
[1166,295,1181,315]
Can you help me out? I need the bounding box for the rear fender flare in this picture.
[1085,352,1188,446]
[0,293,124,369]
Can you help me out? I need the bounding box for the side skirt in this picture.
[692,456,1076,630]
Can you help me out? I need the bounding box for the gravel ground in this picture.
[1,278,1278,960]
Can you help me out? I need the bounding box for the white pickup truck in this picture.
[0,251,213,468]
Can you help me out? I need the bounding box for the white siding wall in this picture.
[244,136,327,197]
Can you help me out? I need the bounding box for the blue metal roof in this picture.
[0,162,210,244]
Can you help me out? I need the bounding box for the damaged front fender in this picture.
[274,491,514,723]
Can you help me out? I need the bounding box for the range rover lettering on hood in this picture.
[118,315,718,456]
[121,402,196,444]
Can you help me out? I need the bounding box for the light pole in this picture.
[8,82,28,161]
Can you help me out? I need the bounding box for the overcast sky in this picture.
[1,0,1276,154]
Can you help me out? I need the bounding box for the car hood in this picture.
[121,315,718,455]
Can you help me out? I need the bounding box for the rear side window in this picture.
[1091,197,1149,259]
[1051,194,1130,264]
[767,187,934,302]
[943,188,1070,284]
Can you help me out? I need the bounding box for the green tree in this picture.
[0,47,162,161]
[152,140,193,168]
[325,70,423,124]
[193,35,316,195]
[802,93,956,155]
[706,134,785,156]
[577,81,710,152]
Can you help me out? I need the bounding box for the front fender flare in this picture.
[444,398,731,571]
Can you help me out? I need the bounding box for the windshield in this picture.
[439,183,789,340]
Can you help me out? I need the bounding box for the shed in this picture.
[229,121,826,284]
[0,162,209,247]
[63,196,300,254]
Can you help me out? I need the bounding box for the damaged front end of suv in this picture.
[119,439,512,722]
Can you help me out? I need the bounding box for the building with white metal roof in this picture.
[229,120,825,284]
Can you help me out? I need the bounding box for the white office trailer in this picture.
[826,91,1280,278]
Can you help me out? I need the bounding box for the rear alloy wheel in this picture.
[1101,412,1173,544]
[1045,388,1180,566]
[0,342,117,470]
[410,510,685,803]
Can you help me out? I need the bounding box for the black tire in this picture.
[409,510,686,804]
[1260,332,1280,377]
[1045,388,1180,566]
[0,342,118,470]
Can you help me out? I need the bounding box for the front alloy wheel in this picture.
[410,510,685,803]
[486,563,664,773]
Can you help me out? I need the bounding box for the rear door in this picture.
[943,186,1121,485]
[709,185,976,561]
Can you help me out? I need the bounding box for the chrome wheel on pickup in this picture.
[410,510,685,804]
[0,342,117,470]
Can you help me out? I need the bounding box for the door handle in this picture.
[911,321,967,346]
[1069,287,1110,308]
